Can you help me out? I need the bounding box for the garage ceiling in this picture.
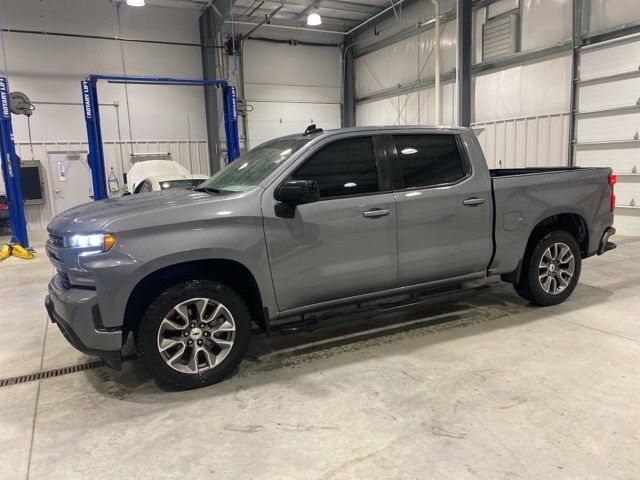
[230,0,394,33]
[147,0,400,34]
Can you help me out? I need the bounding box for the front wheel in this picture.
[136,280,251,389]
[513,230,582,306]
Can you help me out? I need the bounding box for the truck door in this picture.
[388,133,493,286]
[262,135,398,313]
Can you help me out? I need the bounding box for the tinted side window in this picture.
[291,137,379,198]
[392,134,467,189]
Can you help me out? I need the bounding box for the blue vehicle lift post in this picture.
[81,74,241,201]
[0,75,29,248]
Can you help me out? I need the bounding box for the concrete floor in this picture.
[1,232,639,479]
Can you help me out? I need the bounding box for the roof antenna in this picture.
[303,124,323,136]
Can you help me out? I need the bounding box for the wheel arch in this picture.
[527,212,589,257]
[122,259,265,340]
[502,212,589,284]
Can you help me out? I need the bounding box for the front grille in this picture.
[49,233,64,248]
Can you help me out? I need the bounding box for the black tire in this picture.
[136,279,251,389]
[513,230,582,306]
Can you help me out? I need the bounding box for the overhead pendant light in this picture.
[126,0,145,6]
[307,8,322,26]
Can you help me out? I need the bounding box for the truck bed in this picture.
[489,167,579,177]
[488,166,613,276]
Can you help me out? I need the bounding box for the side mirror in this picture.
[274,180,320,218]
[275,180,320,204]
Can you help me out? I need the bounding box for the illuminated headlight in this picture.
[65,233,116,252]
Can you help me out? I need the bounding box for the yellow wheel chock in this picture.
[0,243,35,261]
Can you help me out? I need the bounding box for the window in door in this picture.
[290,137,379,198]
[392,134,468,189]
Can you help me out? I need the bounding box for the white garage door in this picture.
[575,34,640,236]
[243,40,342,149]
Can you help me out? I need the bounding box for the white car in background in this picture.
[126,160,208,194]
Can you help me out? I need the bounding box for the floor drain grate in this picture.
[0,354,138,388]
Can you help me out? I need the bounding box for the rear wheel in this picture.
[136,280,251,389]
[513,230,582,306]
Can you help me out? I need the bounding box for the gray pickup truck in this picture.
[45,126,617,389]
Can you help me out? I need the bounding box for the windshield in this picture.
[198,138,309,193]
[159,179,205,190]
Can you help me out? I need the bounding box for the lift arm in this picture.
[81,74,241,201]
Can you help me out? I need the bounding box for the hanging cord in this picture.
[26,116,35,159]
[395,6,455,125]
[0,1,10,76]
[115,3,134,152]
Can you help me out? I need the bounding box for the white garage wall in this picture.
[355,0,572,169]
[589,0,640,33]
[0,0,207,230]
[356,82,456,127]
[473,53,572,122]
[471,0,572,168]
[354,0,457,128]
[242,39,341,148]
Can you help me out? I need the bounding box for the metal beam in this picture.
[583,19,640,45]
[348,0,418,38]
[233,6,361,24]
[353,13,449,58]
[348,0,496,41]
[471,40,573,73]
[341,36,356,127]
[354,70,456,104]
[226,19,348,34]
[295,0,321,20]
[457,0,472,127]
[568,0,587,167]
[281,0,382,15]
[200,2,230,173]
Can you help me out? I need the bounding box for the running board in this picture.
[277,284,491,335]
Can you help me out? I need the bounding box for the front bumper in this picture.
[45,274,123,370]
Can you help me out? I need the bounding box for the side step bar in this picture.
[276,284,491,335]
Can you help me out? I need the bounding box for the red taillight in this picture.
[0,204,8,211]
[608,173,616,213]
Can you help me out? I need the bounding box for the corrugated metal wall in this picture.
[355,0,572,170]
[352,0,640,234]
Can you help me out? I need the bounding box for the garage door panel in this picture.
[578,77,640,111]
[575,146,640,173]
[247,102,340,147]
[576,112,640,142]
[613,207,640,236]
[577,35,640,236]
[580,38,640,80]
[615,180,639,206]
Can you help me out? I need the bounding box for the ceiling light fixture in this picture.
[126,0,146,6]
[307,8,322,26]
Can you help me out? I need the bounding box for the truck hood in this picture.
[48,189,236,234]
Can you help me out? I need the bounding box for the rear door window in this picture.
[392,134,468,189]
[290,137,379,198]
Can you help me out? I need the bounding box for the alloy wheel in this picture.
[538,242,575,295]
[156,298,236,374]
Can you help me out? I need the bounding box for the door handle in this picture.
[463,197,485,206]
[362,208,391,218]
